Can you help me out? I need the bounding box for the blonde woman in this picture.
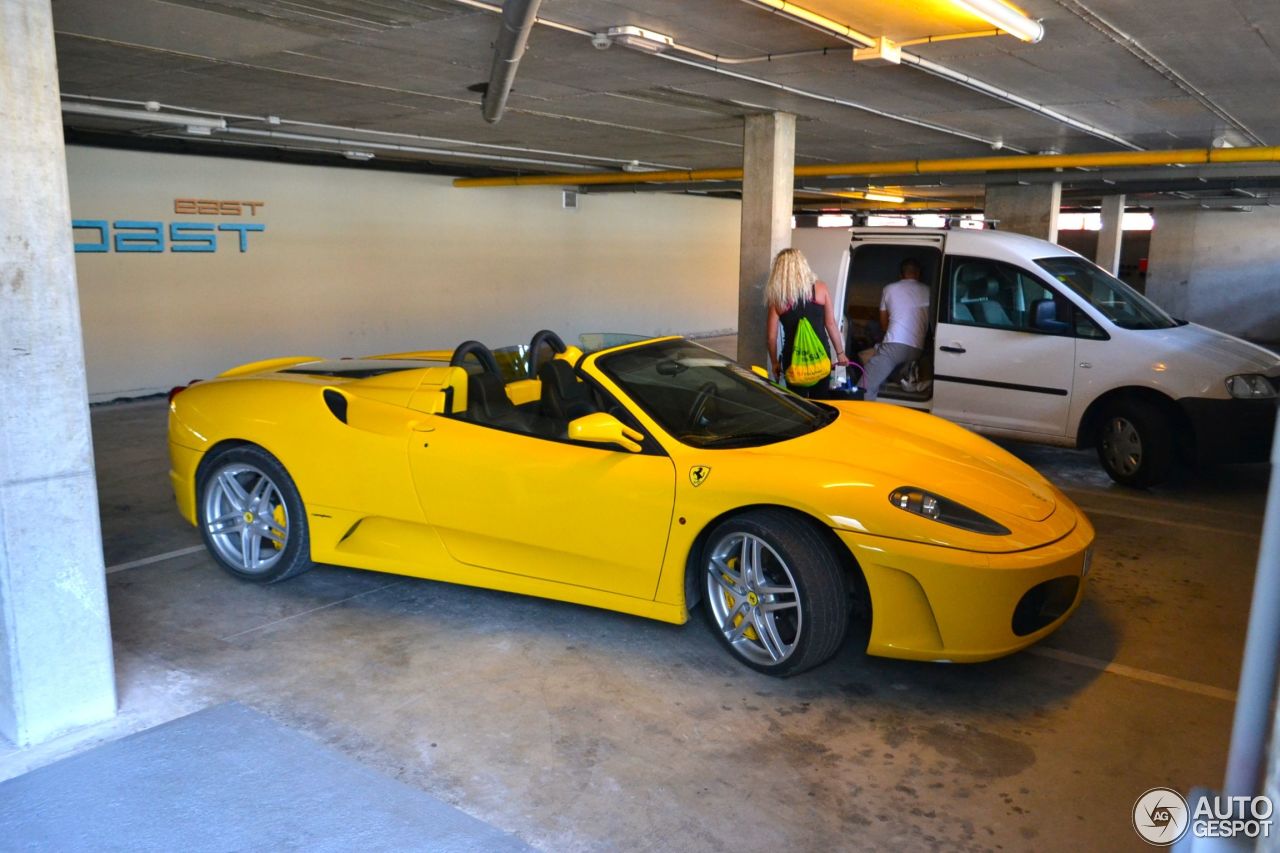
[765,248,848,396]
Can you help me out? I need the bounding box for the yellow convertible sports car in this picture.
[168,331,1094,676]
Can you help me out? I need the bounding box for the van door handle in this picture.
[940,345,966,354]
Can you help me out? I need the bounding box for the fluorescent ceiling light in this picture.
[948,0,1044,43]
[600,26,675,53]
[821,189,907,204]
[863,190,905,204]
[342,150,375,161]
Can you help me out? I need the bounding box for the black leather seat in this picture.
[466,371,527,431]
[538,359,596,425]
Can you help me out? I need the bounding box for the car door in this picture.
[408,408,677,601]
[931,256,1076,436]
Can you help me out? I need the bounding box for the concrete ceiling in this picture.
[51,0,1280,208]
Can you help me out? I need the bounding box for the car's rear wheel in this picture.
[1096,398,1174,488]
[701,509,850,676]
[197,445,312,583]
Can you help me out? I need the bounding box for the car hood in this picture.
[1144,323,1280,375]
[772,404,1057,522]
[685,402,1081,553]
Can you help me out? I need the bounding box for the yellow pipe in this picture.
[453,146,1280,188]
[747,0,876,47]
[797,201,968,211]
[897,29,1002,47]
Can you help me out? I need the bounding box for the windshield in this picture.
[579,332,654,353]
[597,339,837,448]
[1035,256,1179,330]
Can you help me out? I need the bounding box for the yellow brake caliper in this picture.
[270,505,286,550]
[722,556,759,641]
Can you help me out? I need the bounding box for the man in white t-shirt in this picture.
[862,259,931,400]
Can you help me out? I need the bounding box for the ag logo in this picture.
[1133,787,1189,845]
[689,465,711,487]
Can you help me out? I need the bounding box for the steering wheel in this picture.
[686,381,720,431]
[449,340,502,377]
[527,329,567,378]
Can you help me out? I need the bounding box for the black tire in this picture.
[196,445,313,583]
[1096,397,1175,488]
[700,509,850,676]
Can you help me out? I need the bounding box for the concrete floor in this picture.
[0,394,1267,852]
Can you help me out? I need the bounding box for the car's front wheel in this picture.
[701,509,850,676]
[197,445,313,583]
[1096,398,1174,488]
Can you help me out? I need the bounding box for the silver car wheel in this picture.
[201,462,289,575]
[1102,416,1143,477]
[704,531,802,666]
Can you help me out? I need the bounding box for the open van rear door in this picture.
[791,227,852,322]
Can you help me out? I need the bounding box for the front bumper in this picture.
[835,514,1094,663]
[1178,396,1278,465]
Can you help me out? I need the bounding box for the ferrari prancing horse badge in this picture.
[689,465,711,487]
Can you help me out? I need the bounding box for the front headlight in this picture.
[888,487,1011,536]
[1225,374,1277,399]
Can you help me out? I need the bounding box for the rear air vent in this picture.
[323,388,349,424]
[562,190,578,211]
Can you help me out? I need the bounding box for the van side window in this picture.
[945,257,1076,335]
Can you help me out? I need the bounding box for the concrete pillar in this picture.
[0,0,116,746]
[1096,194,1125,275]
[1146,206,1280,342]
[737,112,796,368]
[984,182,1062,243]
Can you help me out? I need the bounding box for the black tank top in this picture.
[779,288,830,370]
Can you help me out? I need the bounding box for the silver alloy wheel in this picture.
[1102,416,1143,476]
[202,462,289,575]
[704,531,802,666]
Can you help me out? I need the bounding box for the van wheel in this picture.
[1096,398,1174,488]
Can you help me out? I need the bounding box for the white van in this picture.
[793,226,1280,486]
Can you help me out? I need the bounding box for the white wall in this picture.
[1146,207,1280,344]
[66,146,741,401]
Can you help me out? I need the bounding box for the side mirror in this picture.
[568,412,644,453]
[750,365,770,380]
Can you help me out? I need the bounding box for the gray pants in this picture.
[862,342,923,401]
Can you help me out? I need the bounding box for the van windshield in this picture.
[1035,256,1179,330]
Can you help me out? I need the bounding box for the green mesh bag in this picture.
[784,317,832,387]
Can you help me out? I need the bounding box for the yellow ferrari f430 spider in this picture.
[169,331,1094,675]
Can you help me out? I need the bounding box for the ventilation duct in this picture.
[481,0,544,124]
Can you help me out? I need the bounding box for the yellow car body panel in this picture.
[408,414,676,600]
[170,337,1094,661]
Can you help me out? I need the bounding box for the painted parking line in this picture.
[106,544,205,573]
[1070,505,1261,539]
[1028,645,1237,702]
[217,580,406,642]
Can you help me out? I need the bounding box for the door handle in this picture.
[939,345,966,354]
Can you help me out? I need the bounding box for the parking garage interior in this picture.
[3,0,1280,850]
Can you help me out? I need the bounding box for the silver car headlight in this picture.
[1225,374,1277,399]
[888,487,1011,536]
